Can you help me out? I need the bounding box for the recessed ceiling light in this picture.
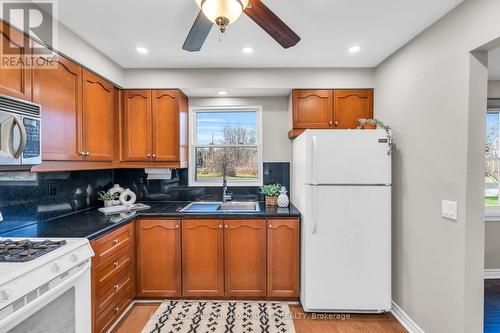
[242,46,254,54]
[218,90,228,96]
[349,46,361,53]
[136,47,149,54]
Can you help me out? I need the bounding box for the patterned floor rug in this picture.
[142,300,296,333]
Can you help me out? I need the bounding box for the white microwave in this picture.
[0,94,41,166]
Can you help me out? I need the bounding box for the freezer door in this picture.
[306,130,391,185]
[301,185,391,312]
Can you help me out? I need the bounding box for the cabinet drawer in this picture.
[95,283,133,333]
[95,264,133,316]
[92,223,133,265]
[94,245,133,290]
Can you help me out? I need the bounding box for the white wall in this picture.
[374,0,500,332]
[54,22,124,85]
[488,80,500,98]
[485,80,500,269]
[189,97,291,163]
[124,68,375,92]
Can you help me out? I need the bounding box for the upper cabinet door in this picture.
[152,90,179,161]
[82,69,114,161]
[333,89,373,129]
[33,54,83,161]
[224,220,267,297]
[292,90,332,129]
[123,90,152,161]
[0,23,31,100]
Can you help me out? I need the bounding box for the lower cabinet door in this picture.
[136,219,181,297]
[267,219,300,298]
[224,220,267,297]
[182,219,224,297]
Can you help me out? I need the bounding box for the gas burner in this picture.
[0,239,67,262]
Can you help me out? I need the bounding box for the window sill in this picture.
[189,180,263,187]
[486,215,500,222]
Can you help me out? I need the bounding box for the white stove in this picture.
[0,237,94,333]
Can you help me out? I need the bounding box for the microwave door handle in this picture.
[11,116,26,159]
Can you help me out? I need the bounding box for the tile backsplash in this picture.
[0,170,113,234]
[0,162,290,234]
[114,162,290,202]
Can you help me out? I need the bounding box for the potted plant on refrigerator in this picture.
[358,118,391,131]
[260,183,282,206]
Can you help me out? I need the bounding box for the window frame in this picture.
[485,100,500,220]
[188,105,263,187]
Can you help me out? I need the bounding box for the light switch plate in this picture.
[442,200,458,221]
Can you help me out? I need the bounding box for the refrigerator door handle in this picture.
[312,135,318,185]
[311,186,318,234]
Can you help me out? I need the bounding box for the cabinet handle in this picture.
[218,224,223,229]
[334,120,338,126]
[175,224,180,229]
[329,121,333,126]
[113,239,119,245]
[152,154,156,158]
[224,225,228,229]
[113,284,119,291]
[269,224,272,228]
[146,153,151,157]
[114,306,119,313]
[79,151,85,156]
[113,261,119,268]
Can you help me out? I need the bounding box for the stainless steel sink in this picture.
[218,202,260,212]
[179,201,260,213]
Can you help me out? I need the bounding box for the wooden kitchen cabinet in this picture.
[292,90,332,129]
[82,69,114,161]
[267,219,300,298]
[136,219,182,297]
[224,220,267,297]
[333,89,373,129]
[289,89,374,139]
[122,90,152,161]
[152,90,181,161]
[182,219,224,297]
[121,89,188,165]
[0,22,32,100]
[90,221,135,333]
[32,54,83,160]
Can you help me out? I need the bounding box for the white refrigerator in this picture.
[292,129,392,313]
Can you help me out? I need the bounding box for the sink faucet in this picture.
[222,160,232,202]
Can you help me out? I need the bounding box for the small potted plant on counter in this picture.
[98,191,119,207]
[260,183,281,206]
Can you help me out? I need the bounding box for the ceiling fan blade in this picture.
[244,0,300,49]
[183,10,213,52]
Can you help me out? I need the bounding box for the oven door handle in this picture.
[0,260,91,330]
[11,116,26,159]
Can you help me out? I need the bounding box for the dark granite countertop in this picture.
[0,201,301,240]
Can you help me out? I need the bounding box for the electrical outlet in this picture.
[442,200,458,221]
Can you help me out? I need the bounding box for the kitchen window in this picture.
[189,106,263,186]
[486,99,500,218]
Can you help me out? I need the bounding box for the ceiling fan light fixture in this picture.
[195,0,249,31]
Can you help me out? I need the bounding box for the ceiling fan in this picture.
[183,0,301,52]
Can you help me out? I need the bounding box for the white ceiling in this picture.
[57,0,462,69]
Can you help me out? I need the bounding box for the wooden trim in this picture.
[288,129,305,140]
